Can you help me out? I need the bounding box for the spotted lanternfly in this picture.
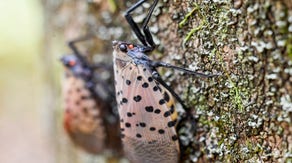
[113,1,214,163]
[61,36,122,156]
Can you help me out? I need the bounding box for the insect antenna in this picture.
[124,0,158,50]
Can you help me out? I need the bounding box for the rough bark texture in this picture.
[42,0,292,162]
[160,0,292,162]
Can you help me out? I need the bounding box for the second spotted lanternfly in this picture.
[61,37,122,156]
[113,0,215,163]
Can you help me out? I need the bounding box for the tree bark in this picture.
[42,0,292,162]
[159,0,292,162]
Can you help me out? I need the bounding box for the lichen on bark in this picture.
[156,0,292,162]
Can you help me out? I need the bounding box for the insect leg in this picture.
[150,61,217,77]
[152,71,196,146]
[124,0,149,46]
[67,35,95,64]
[68,35,115,104]
[141,0,158,49]
[152,71,190,112]
[68,35,94,57]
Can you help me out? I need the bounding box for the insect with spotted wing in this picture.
[60,36,122,156]
[113,0,215,163]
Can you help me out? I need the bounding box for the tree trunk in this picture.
[160,0,292,162]
[42,0,292,162]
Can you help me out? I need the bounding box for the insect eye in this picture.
[68,60,76,67]
[119,44,128,52]
[128,44,134,49]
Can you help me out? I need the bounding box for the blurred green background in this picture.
[0,1,53,162]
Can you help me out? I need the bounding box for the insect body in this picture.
[113,41,180,163]
[113,0,214,162]
[61,37,122,155]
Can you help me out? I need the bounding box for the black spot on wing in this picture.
[137,76,142,81]
[136,133,142,138]
[167,120,177,127]
[139,122,146,127]
[148,77,153,82]
[127,112,132,117]
[145,106,154,112]
[164,111,171,117]
[159,99,165,105]
[126,80,131,85]
[142,82,149,88]
[170,104,175,113]
[154,109,161,114]
[149,127,156,131]
[133,95,142,102]
[163,92,170,102]
[158,129,165,134]
[125,123,131,128]
[153,86,159,92]
[171,135,178,141]
[122,98,128,103]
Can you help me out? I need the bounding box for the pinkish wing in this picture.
[114,62,180,163]
[62,70,105,154]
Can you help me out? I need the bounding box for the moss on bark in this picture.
[156,0,292,162]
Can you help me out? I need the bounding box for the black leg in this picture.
[152,71,196,132]
[67,35,115,102]
[124,0,158,49]
[67,34,94,63]
[150,61,218,77]
[124,0,147,46]
[152,71,189,111]
[141,0,158,48]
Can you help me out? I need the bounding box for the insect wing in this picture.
[63,68,106,154]
[114,52,180,163]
